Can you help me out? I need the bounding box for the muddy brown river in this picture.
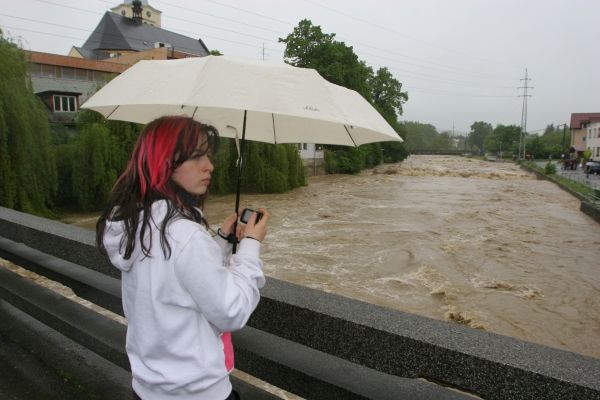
[205,155,600,359]
[5,155,598,364]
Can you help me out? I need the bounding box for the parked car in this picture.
[584,161,600,175]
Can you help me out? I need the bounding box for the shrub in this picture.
[544,161,557,175]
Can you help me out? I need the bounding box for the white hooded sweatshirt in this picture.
[103,200,265,400]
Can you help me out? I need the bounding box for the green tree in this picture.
[468,121,493,154]
[368,67,408,122]
[492,124,521,155]
[526,136,545,159]
[402,122,439,150]
[70,123,118,210]
[280,19,408,171]
[0,30,56,215]
[211,140,305,195]
[324,147,363,174]
[434,132,451,150]
[279,19,372,99]
[541,124,566,150]
[49,110,140,210]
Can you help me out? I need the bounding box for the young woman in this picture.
[96,116,268,400]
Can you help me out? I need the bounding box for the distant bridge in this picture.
[408,149,468,155]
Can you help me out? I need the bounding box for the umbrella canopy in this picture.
[81,56,401,146]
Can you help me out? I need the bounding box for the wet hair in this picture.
[96,116,219,260]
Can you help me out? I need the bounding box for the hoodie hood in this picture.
[102,200,204,272]
[103,217,140,272]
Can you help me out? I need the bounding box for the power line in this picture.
[0,13,95,34]
[349,41,518,81]
[10,0,520,98]
[2,25,86,43]
[163,14,280,44]
[3,23,281,55]
[364,57,519,88]
[156,0,519,82]
[404,86,517,98]
[36,0,106,15]
[300,0,522,71]
[150,0,285,35]
[200,0,292,26]
[2,8,281,55]
[29,0,518,85]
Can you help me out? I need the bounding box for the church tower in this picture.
[110,0,162,27]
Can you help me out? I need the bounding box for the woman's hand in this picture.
[243,208,269,242]
[220,213,238,237]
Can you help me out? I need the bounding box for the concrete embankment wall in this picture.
[519,163,600,224]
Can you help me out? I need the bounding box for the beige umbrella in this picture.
[82,56,400,145]
[82,56,402,248]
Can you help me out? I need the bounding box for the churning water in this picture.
[207,155,600,358]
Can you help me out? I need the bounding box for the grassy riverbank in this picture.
[524,161,597,200]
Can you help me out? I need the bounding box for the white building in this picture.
[297,143,325,175]
[587,121,600,160]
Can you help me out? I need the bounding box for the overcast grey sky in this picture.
[2,0,599,134]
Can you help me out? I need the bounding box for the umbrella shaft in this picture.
[232,110,248,254]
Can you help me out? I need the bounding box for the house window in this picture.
[29,63,42,76]
[53,95,77,112]
[303,143,308,150]
[41,64,56,78]
[75,68,89,81]
[61,67,75,80]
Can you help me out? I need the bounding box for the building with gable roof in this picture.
[28,0,210,126]
[68,9,209,61]
[570,113,600,157]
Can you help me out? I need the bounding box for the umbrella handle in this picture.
[232,110,248,254]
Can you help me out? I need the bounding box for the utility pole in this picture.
[560,123,568,154]
[517,68,533,160]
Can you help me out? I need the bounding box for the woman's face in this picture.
[171,136,214,195]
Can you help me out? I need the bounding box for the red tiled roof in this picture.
[24,50,129,73]
[570,113,600,129]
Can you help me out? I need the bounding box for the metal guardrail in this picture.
[532,161,600,203]
[557,170,600,203]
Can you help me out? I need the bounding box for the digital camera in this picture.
[240,208,263,224]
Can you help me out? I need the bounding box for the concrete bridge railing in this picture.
[1,205,599,400]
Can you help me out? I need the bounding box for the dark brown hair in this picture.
[96,116,219,260]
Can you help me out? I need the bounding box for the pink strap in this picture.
[221,332,234,372]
